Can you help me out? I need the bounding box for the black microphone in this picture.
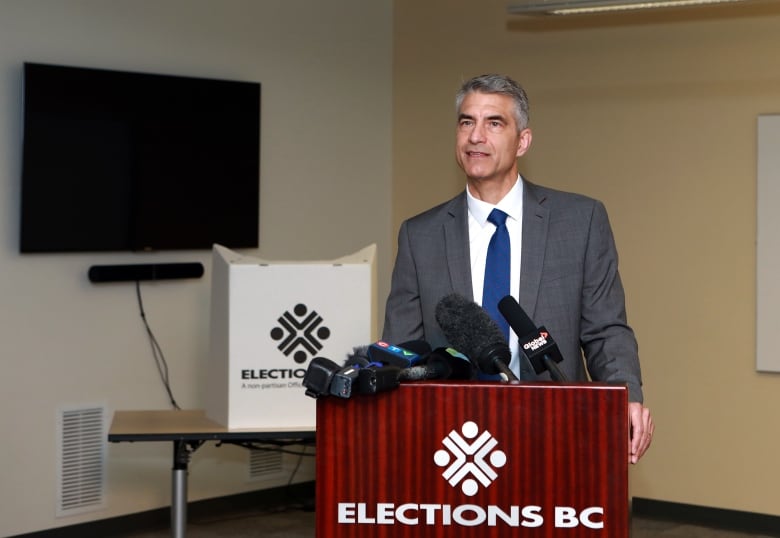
[425,347,475,380]
[322,345,373,398]
[434,293,518,382]
[329,363,363,398]
[356,364,402,394]
[318,339,438,397]
[399,347,476,381]
[302,357,341,398]
[329,341,434,397]
[497,296,568,382]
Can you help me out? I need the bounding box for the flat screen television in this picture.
[20,62,260,253]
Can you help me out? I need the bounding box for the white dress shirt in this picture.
[466,175,524,377]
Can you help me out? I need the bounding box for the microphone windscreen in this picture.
[345,345,371,367]
[434,293,510,374]
[398,366,432,381]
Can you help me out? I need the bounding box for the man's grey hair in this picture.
[455,74,530,131]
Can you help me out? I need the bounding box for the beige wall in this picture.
[0,1,392,535]
[393,0,780,516]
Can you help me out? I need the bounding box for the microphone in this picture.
[305,344,399,399]
[399,347,476,381]
[398,340,433,356]
[345,345,371,366]
[368,340,429,367]
[302,356,341,398]
[305,340,438,398]
[497,296,568,382]
[434,293,518,382]
[425,347,475,380]
[329,363,364,398]
[332,360,404,398]
[323,345,373,398]
[356,364,402,394]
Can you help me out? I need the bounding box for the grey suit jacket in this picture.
[382,179,643,402]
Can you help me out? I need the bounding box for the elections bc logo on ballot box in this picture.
[239,302,333,384]
[337,419,606,531]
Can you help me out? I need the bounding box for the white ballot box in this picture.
[206,243,376,429]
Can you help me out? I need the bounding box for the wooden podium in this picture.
[316,382,628,537]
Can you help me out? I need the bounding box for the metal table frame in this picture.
[108,409,315,538]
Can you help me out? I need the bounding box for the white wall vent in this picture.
[56,405,106,516]
[248,448,284,481]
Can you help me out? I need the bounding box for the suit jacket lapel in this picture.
[444,192,473,299]
[443,185,548,309]
[520,181,549,319]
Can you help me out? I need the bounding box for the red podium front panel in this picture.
[316,382,628,537]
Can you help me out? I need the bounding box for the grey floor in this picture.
[119,507,777,538]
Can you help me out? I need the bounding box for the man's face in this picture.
[455,92,531,184]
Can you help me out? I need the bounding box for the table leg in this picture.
[172,440,189,538]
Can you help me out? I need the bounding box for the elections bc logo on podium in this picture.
[434,421,507,497]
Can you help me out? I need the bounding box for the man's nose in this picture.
[468,122,486,143]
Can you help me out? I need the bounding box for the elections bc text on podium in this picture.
[206,244,376,430]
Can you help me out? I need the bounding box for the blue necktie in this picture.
[483,209,510,341]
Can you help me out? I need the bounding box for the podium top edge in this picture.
[401,381,628,392]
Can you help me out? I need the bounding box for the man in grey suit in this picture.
[382,74,654,463]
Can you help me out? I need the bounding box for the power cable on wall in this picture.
[135,281,180,410]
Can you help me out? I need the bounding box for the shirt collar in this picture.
[466,175,524,225]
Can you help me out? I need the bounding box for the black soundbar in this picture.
[88,262,204,283]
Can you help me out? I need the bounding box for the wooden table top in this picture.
[108,409,315,442]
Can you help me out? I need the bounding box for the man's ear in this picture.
[516,128,533,158]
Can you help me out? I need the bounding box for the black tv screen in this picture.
[20,62,260,253]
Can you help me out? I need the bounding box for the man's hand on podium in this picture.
[628,402,654,464]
